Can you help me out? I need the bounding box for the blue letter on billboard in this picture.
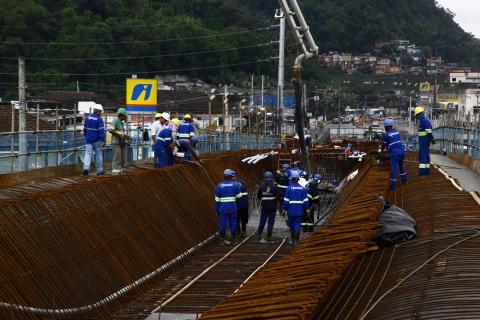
[131,84,152,101]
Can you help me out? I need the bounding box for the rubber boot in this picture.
[289,230,295,245]
[296,231,301,245]
[220,231,228,246]
[267,231,275,244]
[230,233,236,245]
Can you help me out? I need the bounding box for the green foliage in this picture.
[0,0,479,100]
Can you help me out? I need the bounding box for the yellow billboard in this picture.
[126,79,157,106]
[419,82,431,92]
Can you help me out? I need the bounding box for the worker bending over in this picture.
[414,107,435,175]
[257,172,281,244]
[154,113,174,168]
[233,171,249,238]
[283,171,310,245]
[382,118,408,190]
[176,114,196,160]
[215,169,242,246]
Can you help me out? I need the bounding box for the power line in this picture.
[0,42,274,61]
[0,58,276,76]
[0,25,278,46]
[3,9,274,31]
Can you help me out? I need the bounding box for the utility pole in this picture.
[278,0,319,174]
[76,80,80,92]
[18,57,28,171]
[223,85,229,133]
[276,9,286,136]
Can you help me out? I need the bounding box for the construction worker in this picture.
[257,171,281,244]
[274,164,290,197]
[175,135,200,162]
[282,171,310,245]
[150,113,163,146]
[170,117,180,133]
[215,169,242,246]
[286,161,303,184]
[345,143,352,158]
[414,106,435,175]
[177,114,196,160]
[382,118,408,190]
[154,113,174,168]
[304,173,321,231]
[109,108,131,175]
[83,107,105,176]
[233,171,249,238]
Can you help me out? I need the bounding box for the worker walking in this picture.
[414,107,435,175]
[282,171,310,245]
[233,171,249,238]
[274,164,290,198]
[82,107,105,176]
[177,114,196,160]
[257,171,281,244]
[154,113,174,168]
[304,173,321,231]
[215,169,242,246]
[108,108,131,175]
[382,118,408,190]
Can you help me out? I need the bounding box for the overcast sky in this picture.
[436,0,480,38]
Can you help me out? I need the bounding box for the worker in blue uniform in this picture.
[382,118,408,190]
[233,171,249,238]
[274,164,290,198]
[257,171,281,244]
[304,173,321,231]
[154,115,173,168]
[215,169,242,246]
[177,114,196,160]
[286,161,303,184]
[282,171,310,245]
[414,106,435,175]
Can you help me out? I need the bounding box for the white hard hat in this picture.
[161,112,170,121]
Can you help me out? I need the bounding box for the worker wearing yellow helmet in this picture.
[414,106,435,175]
[171,118,180,127]
[176,114,197,160]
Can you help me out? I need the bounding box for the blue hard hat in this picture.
[224,169,235,177]
[384,118,394,126]
[314,174,322,180]
[231,170,237,177]
[282,164,290,170]
[264,171,273,180]
[290,171,300,179]
[293,161,301,167]
[348,143,352,148]
[332,179,338,186]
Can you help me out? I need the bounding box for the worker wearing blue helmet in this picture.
[382,118,408,190]
[215,169,242,246]
[282,171,310,245]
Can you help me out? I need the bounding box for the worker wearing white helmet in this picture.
[150,113,163,146]
[154,112,174,167]
[414,106,435,175]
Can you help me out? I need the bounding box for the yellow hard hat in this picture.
[155,113,162,119]
[171,118,180,126]
[414,106,425,116]
[184,114,192,120]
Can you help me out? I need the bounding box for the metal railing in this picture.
[0,129,279,174]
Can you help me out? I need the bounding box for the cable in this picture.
[0,42,274,61]
[0,58,276,76]
[4,9,274,31]
[0,25,278,46]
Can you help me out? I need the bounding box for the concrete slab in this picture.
[146,313,199,320]
[431,154,480,192]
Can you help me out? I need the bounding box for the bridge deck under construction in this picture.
[0,146,479,320]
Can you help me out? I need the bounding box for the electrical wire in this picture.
[0,42,274,61]
[3,9,274,31]
[0,58,276,76]
[0,25,278,46]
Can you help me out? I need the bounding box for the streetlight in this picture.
[239,99,247,135]
[208,88,216,133]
